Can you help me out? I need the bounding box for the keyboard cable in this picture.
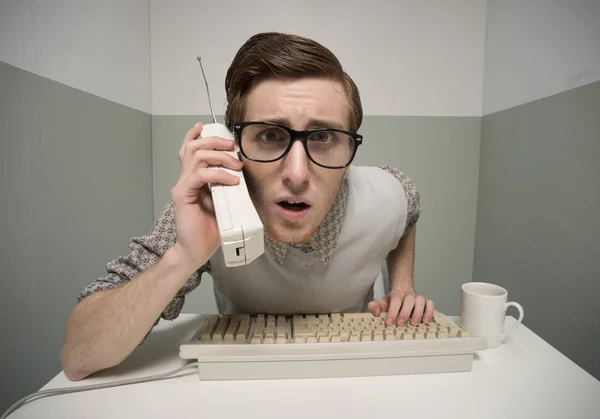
[1,361,200,419]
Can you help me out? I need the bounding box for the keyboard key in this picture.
[194,311,473,347]
[293,336,306,343]
[384,329,396,339]
[199,315,219,341]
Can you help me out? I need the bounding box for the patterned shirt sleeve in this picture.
[77,201,210,332]
[377,166,420,236]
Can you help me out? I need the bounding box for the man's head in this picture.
[224,32,363,244]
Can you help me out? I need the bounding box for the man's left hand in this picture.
[368,288,434,326]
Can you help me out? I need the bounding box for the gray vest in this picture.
[208,166,409,315]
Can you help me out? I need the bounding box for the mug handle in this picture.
[502,302,524,337]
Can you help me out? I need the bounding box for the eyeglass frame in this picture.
[231,121,363,169]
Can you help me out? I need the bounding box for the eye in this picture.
[311,131,334,143]
[259,129,286,142]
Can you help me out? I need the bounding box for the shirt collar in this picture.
[264,181,348,266]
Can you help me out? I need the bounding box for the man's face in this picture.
[241,76,351,244]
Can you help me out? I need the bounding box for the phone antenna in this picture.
[197,56,217,123]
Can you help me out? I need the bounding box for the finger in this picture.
[181,135,236,167]
[397,294,415,326]
[423,299,435,323]
[411,295,426,325]
[367,298,388,317]
[173,168,240,203]
[179,122,203,163]
[190,168,240,188]
[367,300,381,317]
[385,294,403,326]
[183,150,243,178]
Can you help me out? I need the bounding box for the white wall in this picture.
[0,0,151,113]
[483,0,600,115]
[150,0,487,117]
[0,0,489,117]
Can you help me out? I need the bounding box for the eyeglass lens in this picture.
[240,123,355,167]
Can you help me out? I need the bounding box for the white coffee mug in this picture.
[459,282,524,349]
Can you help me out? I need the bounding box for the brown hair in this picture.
[224,32,363,132]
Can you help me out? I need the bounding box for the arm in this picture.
[385,225,433,325]
[60,122,242,381]
[369,226,434,326]
[60,245,201,381]
[386,225,416,294]
[367,166,434,325]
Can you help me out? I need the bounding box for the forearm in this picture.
[60,245,201,380]
[386,226,416,292]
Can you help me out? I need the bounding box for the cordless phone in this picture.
[196,57,264,267]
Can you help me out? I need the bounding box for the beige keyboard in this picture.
[180,310,486,380]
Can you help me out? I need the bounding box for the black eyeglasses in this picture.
[232,121,363,169]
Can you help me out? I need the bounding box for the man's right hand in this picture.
[170,122,243,268]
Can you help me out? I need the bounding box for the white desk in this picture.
[7,314,600,419]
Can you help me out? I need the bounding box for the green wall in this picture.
[0,61,154,412]
[474,80,600,380]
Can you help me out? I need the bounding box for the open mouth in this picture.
[277,200,311,212]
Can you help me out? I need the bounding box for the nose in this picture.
[281,140,310,189]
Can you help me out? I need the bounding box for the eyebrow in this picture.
[259,117,347,131]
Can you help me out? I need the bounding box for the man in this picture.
[60,32,434,381]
